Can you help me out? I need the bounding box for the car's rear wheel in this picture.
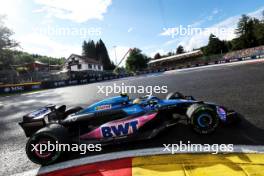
[187,104,219,134]
[26,124,69,165]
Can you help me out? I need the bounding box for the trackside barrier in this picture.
[148,54,263,74]
[0,74,130,94]
[0,82,42,94]
[1,56,264,95]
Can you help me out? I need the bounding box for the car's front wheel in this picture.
[187,104,219,134]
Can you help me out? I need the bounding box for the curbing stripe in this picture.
[132,153,264,176]
[39,157,132,176]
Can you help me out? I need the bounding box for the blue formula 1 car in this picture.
[19,92,241,165]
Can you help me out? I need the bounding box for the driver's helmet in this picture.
[133,98,142,104]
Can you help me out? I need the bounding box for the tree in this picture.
[0,49,15,69]
[202,34,228,55]
[0,16,18,51]
[234,15,258,49]
[225,40,233,51]
[82,39,115,70]
[176,45,184,54]
[114,66,126,74]
[154,53,161,59]
[235,15,250,37]
[167,52,173,56]
[13,52,34,65]
[253,12,264,45]
[125,48,149,72]
[0,16,19,69]
[82,40,96,58]
[199,13,264,54]
[95,39,115,70]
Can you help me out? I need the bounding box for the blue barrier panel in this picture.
[0,82,42,94]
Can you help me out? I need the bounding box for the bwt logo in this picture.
[101,121,138,137]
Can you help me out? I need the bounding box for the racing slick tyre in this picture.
[187,104,219,134]
[25,124,69,165]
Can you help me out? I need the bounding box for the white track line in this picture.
[11,145,264,176]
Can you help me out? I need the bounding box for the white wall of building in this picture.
[67,55,103,71]
[70,63,103,71]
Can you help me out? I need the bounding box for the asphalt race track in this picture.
[1,60,264,175]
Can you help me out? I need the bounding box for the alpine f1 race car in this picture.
[19,92,241,165]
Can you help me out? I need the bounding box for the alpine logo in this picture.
[101,121,138,137]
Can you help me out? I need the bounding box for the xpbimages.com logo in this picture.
[163,141,234,154]
[97,83,168,96]
[31,141,102,155]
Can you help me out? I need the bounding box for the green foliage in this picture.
[113,66,127,74]
[0,16,19,69]
[82,39,115,70]
[201,12,264,55]
[0,16,18,51]
[96,39,115,70]
[32,54,65,65]
[234,15,258,49]
[82,40,97,59]
[0,50,64,70]
[125,48,149,72]
[254,21,264,45]
[0,16,63,70]
[0,49,15,69]
[154,53,161,59]
[176,45,184,54]
[167,52,173,56]
[202,34,228,55]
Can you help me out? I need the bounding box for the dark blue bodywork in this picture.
[76,95,228,122]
